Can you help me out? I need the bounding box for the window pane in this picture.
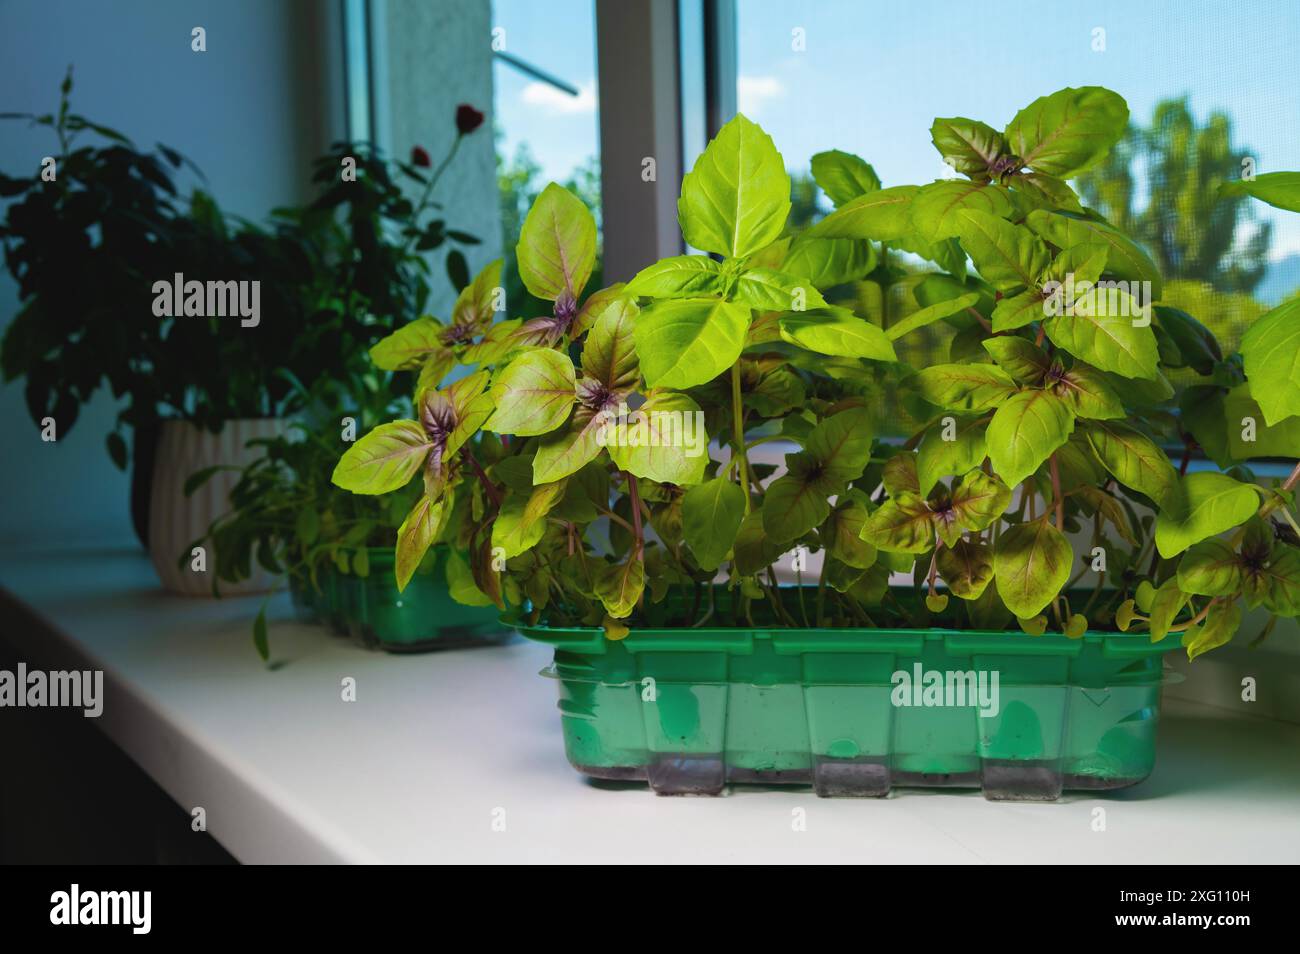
[492,0,602,316]
[737,0,1300,431]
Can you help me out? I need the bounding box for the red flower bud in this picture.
[455,104,485,135]
[410,145,431,168]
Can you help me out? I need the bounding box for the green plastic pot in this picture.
[518,589,1183,800]
[309,547,510,653]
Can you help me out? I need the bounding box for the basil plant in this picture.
[333,86,1299,657]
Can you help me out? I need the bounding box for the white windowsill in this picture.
[1,542,1298,864]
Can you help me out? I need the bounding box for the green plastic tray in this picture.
[298,547,511,653]
[518,590,1183,800]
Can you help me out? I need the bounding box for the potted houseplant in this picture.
[190,403,505,660]
[0,73,487,594]
[192,252,511,660]
[1,70,194,543]
[332,87,1298,800]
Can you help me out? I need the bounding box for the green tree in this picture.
[787,171,825,231]
[1077,98,1270,294]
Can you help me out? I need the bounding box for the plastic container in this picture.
[518,590,1183,800]
[313,547,510,653]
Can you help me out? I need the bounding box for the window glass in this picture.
[492,0,602,316]
[737,0,1300,430]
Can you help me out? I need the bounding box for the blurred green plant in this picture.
[1,68,483,468]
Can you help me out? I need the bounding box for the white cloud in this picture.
[520,80,597,115]
[737,75,783,117]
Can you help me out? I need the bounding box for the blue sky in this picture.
[493,0,1300,259]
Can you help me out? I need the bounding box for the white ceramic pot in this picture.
[147,418,286,596]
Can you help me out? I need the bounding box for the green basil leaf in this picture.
[778,237,876,288]
[1218,171,1300,213]
[1177,538,1246,597]
[762,470,831,544]
[451,258,503,329]
[1148,577,1190,643]
[882,454,921,496]
[778,307,897,361]
[369,317,447,371]
[990,290,1047,332]
[886,293,980,341]
[1043,289,1160,381]
[822,495,878,570]
[993,518,1073,618]
[1179,386,1233,468]
[808,185,918,242]
[446,549,494,607]
[1155,472,1261,559]
[937,537,995,600]
[911,180,1016,241]
[861,492,934,554]
[395,495,450,591]
[1081,420,1178,506]
[953,209,1050,292]
[733,266,827,311]
[806,407,876,486]
[1260,546,1300,616]
[682,476,747,571]
[485,348,577,436]
[1024,210,1162,298]
[809,149,880,206]
[1004,86,1128,178]
[607,391,709,486]
[1182,599,1242,661]
[1043,242,1109,286]
[949,470,1013,533]
[1152,305,1222,375]
[594,557,645,619]
[987,389,1074,486]
[624,255,728,299]
[532,407,608,484]
[1008,172,1084,213]
[733,511,784,576]
[1074,485,1137,545]
[1224,386,1300,460]
[581,298,640,394]
[929,117,1006,179]
[917,416,989,495]
[576,283,637,335]
[982,336,1051,385]
[914,363,1018,412]
[634,298,750,389]
[1054,362,1125,419]
[516,182,597,301]
[678,113,790,258]
[1240,298,1300,426]
[331,420,431,494]
[492,480,567,559]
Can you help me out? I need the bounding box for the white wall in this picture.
[0,0,344,545]
[373,0,501,319]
